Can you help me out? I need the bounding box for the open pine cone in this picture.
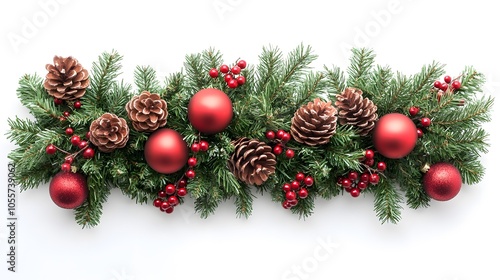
[43,56,90,100]
[290,98,338,146]
[89,113,129,153]
[228,138,277,186]
[126,91,168,132]
[335,87,378,136]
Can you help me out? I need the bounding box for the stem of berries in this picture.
[282,172,314,209]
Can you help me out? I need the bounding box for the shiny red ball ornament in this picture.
[144,128,189,174]
[373,113,418,159]
[423,162,462,201]
[49,171,88,209]
[188,88,233,134]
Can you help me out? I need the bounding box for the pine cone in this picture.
[43,56,90,100]
[335,87,378,136]
[228,138,277,186]
[290,98,338,146]
[89,113,129,153]
[126,91,168,132]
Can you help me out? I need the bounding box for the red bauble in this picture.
[144,128,189,174]
[49,171,88,209]
[373,113,418,159]
[423,162,462,201]
[188,88,233,134]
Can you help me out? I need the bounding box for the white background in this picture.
[1,1,499,279]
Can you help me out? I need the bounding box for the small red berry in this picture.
[358,181,368,189]
[421,117,431,127]
[350,188,361,197]
[360,173,370,183]
[46,144,57,155]
[369,173,380,185]
[377,162,387,172]
[276,130,285,139]
[440,83,448,92]
[209,68,219,78]
[177,187,187,197]
[185,169,196,179]
[364,149,375,160]
[290,180,300,190]
[304,176,314,187]
[347,171,358,181]
[273,145,283,155]
[54,98,63,105]
[409,106,420,116]
[433,80,442,89]
[165,184,176,195]
[165,207,174,214]
[199,140,209,151]
[227,79,238,89]
[64,156,74,164]
[444,75,452,84]
[451,80,461,90]
[153,198,162,208]
[220,65,230,74]
[265,130,276,140]
[70,135,81,146]
[74,100,82,109]
[364,158,375,167]
[289,199,298,206]
[158,190,167,198]
[417,128,424,138]
[78,140,89,150]
[295,172,305,182]
[191,143,200,153]
[82,147,95,159]
[65,127,74,135]
[282,201,291,209]
[285,149,295,159]
[224,74,233,83]
[236,75,246,85]
[63,111,70,117]
[231,66,241,75]
[237,60,247,69]
[341,178,352,188]
[281,132,291,143]
[282,183,292,192]
[178,179,187,188]
[168,196,179,206]
[285,191,297,201]
[187,157,197,167]
[298,188,308,199]
[61,163,71,172]
[160,201,170,211]
[85,131,91,139]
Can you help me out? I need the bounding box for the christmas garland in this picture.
[7,45,493,227]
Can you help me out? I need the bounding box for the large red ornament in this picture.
[188,88,233,134]
[423,162,462,201]
[49,171,88,209]
[373,113,418,159]
[144,128,188,174]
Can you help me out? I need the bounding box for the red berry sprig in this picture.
[433,74,462,102]
[265,129,295,159]
[208,59,247,89]
[338,150,386,197]
[282,172,314,209]
[153,178,189,214]
[45,130,95,172]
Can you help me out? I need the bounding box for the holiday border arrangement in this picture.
[7,45,493,227]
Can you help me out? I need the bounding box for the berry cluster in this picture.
[209,60,247,89]
[408,106,431,138]
[337,149,385,197]
[281,172,314,209]
[153,179,188,214]
[53,98,82,122]
[433,75,462,103]
[265,129,295,159]
[45,129,95,172]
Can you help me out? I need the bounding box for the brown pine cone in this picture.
[125,91,168,132]
[43,56,90,100]
[89,113,129,153]
[290,98,338,146]
[228,138,277,186]
[335,87,378,136]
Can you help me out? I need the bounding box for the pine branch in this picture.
[76,159,109,228]
[346,48,375,90]
[373,179,403,224]
[324,65,346,97]
[234,183,253,218]
[134,66,161,93]
[86,50,123,106]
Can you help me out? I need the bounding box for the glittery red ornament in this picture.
[423,162,462,201]
[188,88,233,134]
[49,171,88,209]
[144,128,188,174]
[373,113,418,159]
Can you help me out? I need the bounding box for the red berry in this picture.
[282,183,291,192]
[231,66,241,75]
[177,187,188,197]
[59,116,67,122]
[153,198,162,207]
[209,68,219,78]
[63,111,70,117]
[285,191,296,201]
[46,144,57,155]
[417,128,424,138]
[236,75,246,85]
[61,163,71,172]
[444,75,452,84]
[54,98,63,105]
[64,156,74,164]
[370,173,380,185]
[298,188,308,199]
[74,100,82,109]
[82,148,95,159]
[433,80,442,88]
[70,135,81,146]
[304,176,314,187]
[178,179,187,188]
[451,80,461,90]
[220,65,230,74]
[160,201,170,210]
[276,130,285,139]
[285,149,295,159]
[191,143,200,153]
[364,158,375,167]
[158,190,167,198]
[224,74,233,83]
[227,79,238,89]
[273,145,283,155]
[364,149,375,160]
[289,199,298,206]
[290,180,300,190]
[65,127,74,135]
[358,181,368,189]
[360,173,370,182]
[281,132,291,143]
[377,162,387,172]
[282,201,291,209]
[440,83,448,92]
[265,130,276,140]
[78,140,88,150]
[85,131,91,139]
[409,106,420,116]
[165,184,176,195]
[165,206,174,214]
[350,188,361,197]
[199,140,209,151]
[237,60,247,69]
[341,178,352,188]
[295,172,305,182]
[185,169,196,179]
[188,157,197,167]
[347,171,358,181]
[421,117,431,127]
[168,196,179,206]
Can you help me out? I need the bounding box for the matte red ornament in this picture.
[49,171,88,209]
[144,128,189,174]
[188,88,233,134]
[373,113,418,159]
[423,162,462,201]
